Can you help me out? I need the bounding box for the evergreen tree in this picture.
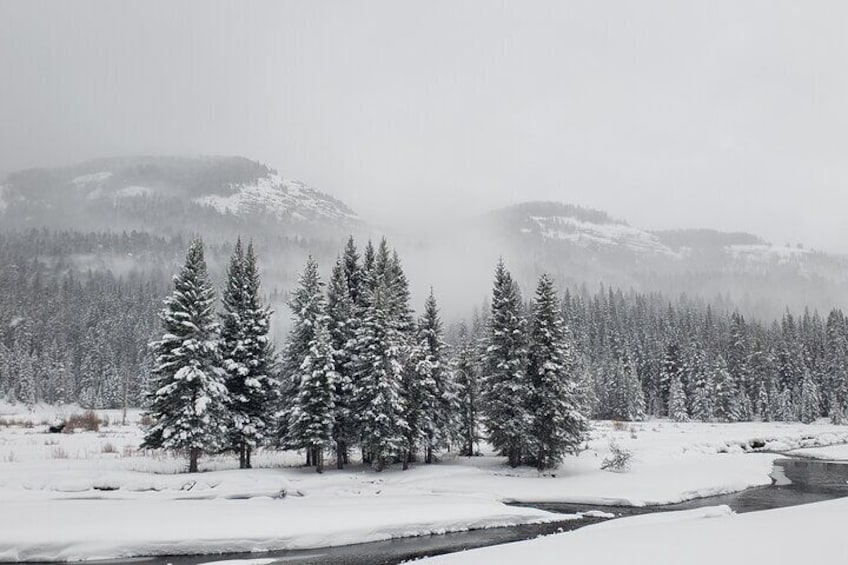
[352,281,409,470]
[668,374,689,422]
[798,369,820,424]
[481,260,530,468]
[404,289,453,466]
[326,256,357,468]
[142,239,228,473]
[280,256,333,467]
[712,355,740,422]
[287,321,337,473]
[526,274,588,470]
[452,321,481,456]
[220,239,277,469]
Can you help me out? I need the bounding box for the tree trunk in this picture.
[402,449,410,471]
[189,447,200,473]
[336,440,345,470]
[426,446,433,464]
[239,444,246,469]
[306,448,313,467]
[315,446,324,474]
[537,447,545,472]
[246,445,252,469]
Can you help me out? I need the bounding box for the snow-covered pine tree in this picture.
[352,279,408,471]
[220,239,277,469]
[481,260,531,468]
[404,289,454,466]
[452,320,481,457]
[326,256,356,469]
[142,239,228,473]
[712,355,740,423]
[798,369,820,424]
[606,353,645,421]
[526,274,588,470]
[685,345,714,421]
[825,310,848,424]
[287,320,337,473]
[280,256,334,467]
[668,373,689,422]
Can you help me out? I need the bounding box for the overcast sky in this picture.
[2,1,847,251]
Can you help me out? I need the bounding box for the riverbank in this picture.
[1,402,847,562]
[420,495,848,564]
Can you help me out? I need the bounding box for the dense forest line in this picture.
[1,229,847,430]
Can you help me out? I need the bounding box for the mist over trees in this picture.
[3,229,848,472]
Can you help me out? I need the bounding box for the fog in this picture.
[2,1,848,252]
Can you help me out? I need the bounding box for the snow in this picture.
[1,404,847,562]
[528,216,678,256]
[115,185,153,197]
[729,243,812,264]
[420,498,848,564]
[787,442,848,461]
[70,171,113,187]
[194,174,357,223]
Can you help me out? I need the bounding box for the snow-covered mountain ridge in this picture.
[0,156,358,237]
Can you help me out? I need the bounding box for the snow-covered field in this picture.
[1,402,847,562]
[419,498,848,564]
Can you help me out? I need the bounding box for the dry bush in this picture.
[139,414,154,427]
[611,420,628,431]
[51,446,69,459]
[64,411,101,433]
[101,442,118,454]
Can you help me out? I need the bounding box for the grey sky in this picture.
[2,1,847,252]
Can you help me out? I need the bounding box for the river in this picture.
[79,457,848,565]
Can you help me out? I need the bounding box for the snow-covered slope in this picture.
[0,156,359,237]
[524,214,677,256]
[195,174,357,223]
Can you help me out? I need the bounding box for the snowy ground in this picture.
[1,402,847,562]
[420,498,848,564]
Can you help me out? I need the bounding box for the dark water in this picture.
[67,458,848,565]
[511,458,848,518]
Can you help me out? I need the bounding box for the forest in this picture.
[1,228,847,466]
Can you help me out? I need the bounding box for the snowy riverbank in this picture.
[1,403,847,561]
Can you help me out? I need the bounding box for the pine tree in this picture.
[825,310,848,424]
[352,280,408,471]
[712,355,740,422]
[668,373,689,422]
[452,321,480,457]
[287,321,337,473]
[526,274,588,470]
[404,289,453,466]
[220,239,277,469]
[142,239,228,473]
[326,256,356,469]
[280,256,334,467]
[481,260,531,468]
[798,369,820,424]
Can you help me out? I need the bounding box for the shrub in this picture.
[101,442,118,454]
[51,446,69,459]
[601,439,633,472]
[611,420,628,431]
[65,411,101,433]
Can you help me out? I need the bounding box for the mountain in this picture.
[3,157,847,318]
[449,201,848,317]
[0,155,359,239]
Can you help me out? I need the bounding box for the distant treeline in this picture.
[1,229,847,429]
